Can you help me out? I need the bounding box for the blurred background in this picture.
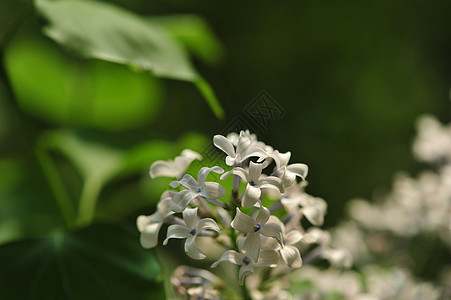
[1,0,450,299]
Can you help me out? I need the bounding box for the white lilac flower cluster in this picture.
[137,130,350,297]
[348,115,451,247]
[320,115,451,300]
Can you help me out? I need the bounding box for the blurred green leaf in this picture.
[34,0,224,118]
[41,130,209,221]
[0,222,162,299]
[149,14,225,66]
[5,37,163,130]
[44,130,124,183]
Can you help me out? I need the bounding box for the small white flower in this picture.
[231,206,283,261]
[149,149,202,179]
[169,166,226,212]
[163,207,221,259]
[268,150,308,187]
[264,221,304,269]
[213,131,267,166]
[222,161,284,207]
[323,248,353,268]
[211,239,279,285]
[281,184,327,226]
[137,191,175,249]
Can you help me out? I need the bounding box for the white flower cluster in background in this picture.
[325,115,451,300]
[348,115,451,247]
[138,130,350,298]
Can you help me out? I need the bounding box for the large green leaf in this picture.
[149,14,225,66]
[5,37,163,130]
[0,222,163,299]
[34,0,224,118]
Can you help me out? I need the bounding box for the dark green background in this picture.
[1,0,450,298]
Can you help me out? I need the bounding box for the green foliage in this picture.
[149,14,225,66]
[5,36,163,130]
[34,0,224,118]
[0,222,163,299]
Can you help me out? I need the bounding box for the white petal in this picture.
[211,250,244,268]
[202,182,226,199]
[280,246,302,268]
[277,151,291,167]
[248,162,263,182]
[140,222,162,249]
[183,207,198,229]
[261,223,283,245]
[287,163,308,180]
[262,235,280,250]
[198,218,221,233]
[157,197,173,216]
[231,208,255,233]
[230,167,249,182]
[256,250,279,267]
[197,166,223,185]
[137,215,150,232]
[282,171,297,187]
[178,174,200,190]
[285,230,304,245]
[225,156,236,166]
[184,236,206,260]
[258,176,284,193]
[303,206,325,226]
[213,135,236,157]
[172,156,191,174]
[256,206,270,225]
[169,180,181,188]
[149,160,176,178]
[241,149,268,162]
[243,232,261,261]
[270,150,291,168]
[238,265,254,285]
[241,185,261,208]
[236,131,251,153]
[220,170,233,180]
[180,149,202,161]
[163,224,189,245]
[169,190,197,212]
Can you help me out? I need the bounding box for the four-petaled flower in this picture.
[169,166,226,212]
[213,131,267,166]
[149,149,202,179]
[222,161,284,207]
[267,150,308,187]
[211,238,279,285]
[263,220,304,268]
[137,191,175,249]
[163,207,221,259]
[231,206,283,261]
[282,182,327,226]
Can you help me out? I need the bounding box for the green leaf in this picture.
[43,130,124,183]
[0,222,163,299]
[5,37,163,130]
[149,14,225,66]
[34,0,224,118]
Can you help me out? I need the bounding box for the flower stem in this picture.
[241,278,253,300]
[76,176,103,226]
